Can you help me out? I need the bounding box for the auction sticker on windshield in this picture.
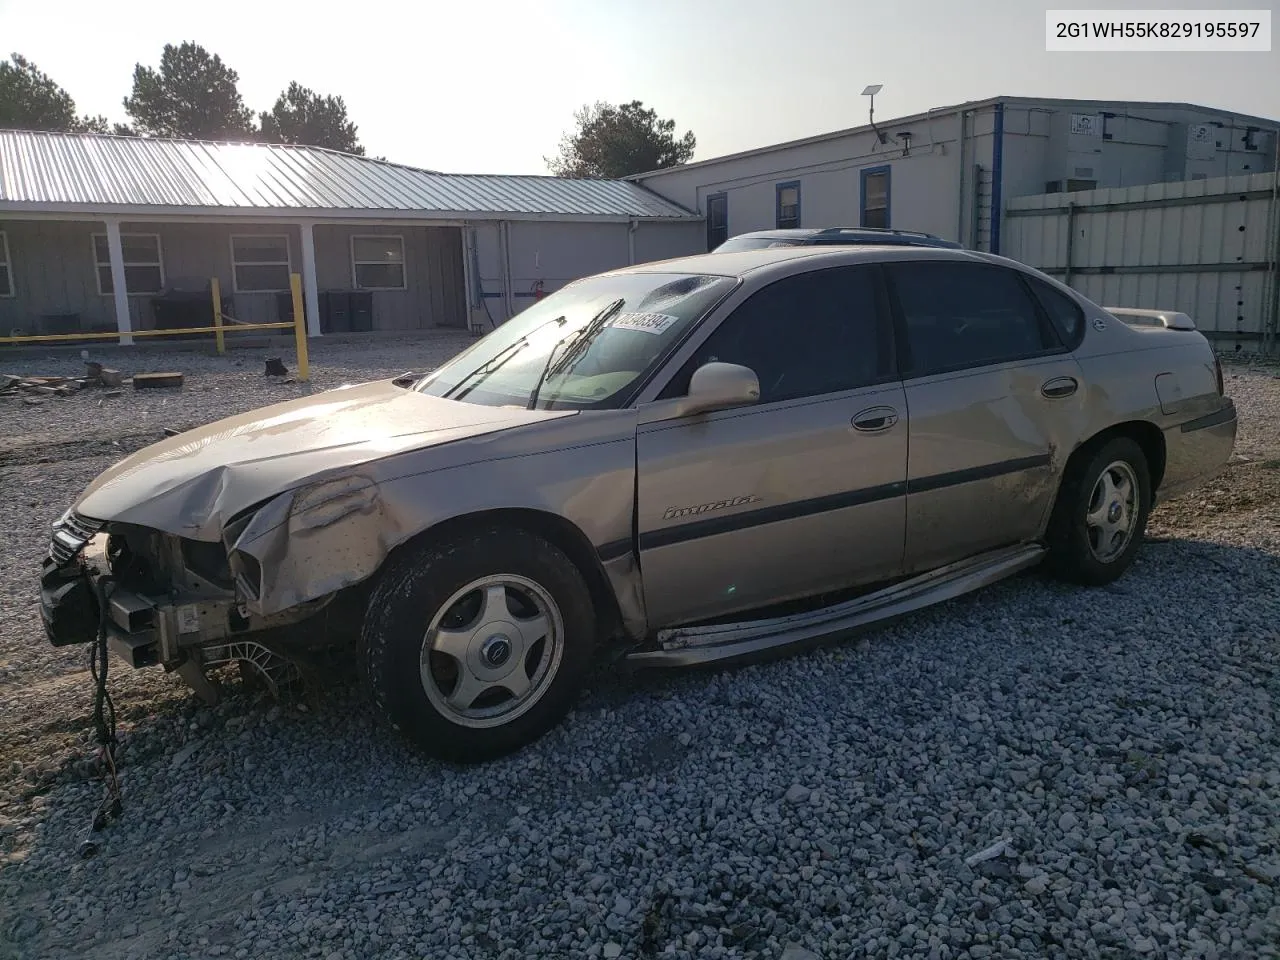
[609,312,680,335]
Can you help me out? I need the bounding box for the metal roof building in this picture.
[0,130,698,221]
[0,131,704,342]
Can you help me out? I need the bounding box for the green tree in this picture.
[123,42,256,140]
[546,100,695,178]
[259,82,364,154]
[0,54,110,133]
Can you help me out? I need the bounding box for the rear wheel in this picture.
[362,527,596,763]
[1046,436,1151,585]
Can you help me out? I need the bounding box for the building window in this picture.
[0,231,12,297]
[860,166,891,229]
[351,235,406,290]
[231,235,292,293]
[706,192,728,250]
[92,233,164,295]
[776,181,801,229]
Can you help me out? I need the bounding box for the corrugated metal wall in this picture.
[1004,171,1280,353]
[313,225,465,330]
[465,219,706,331]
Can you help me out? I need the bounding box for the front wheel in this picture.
[1046,436,1151,586]
[362,527,597,763]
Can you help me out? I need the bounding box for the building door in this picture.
[706,193,728,250]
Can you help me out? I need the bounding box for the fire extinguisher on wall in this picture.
[532,280,545,301]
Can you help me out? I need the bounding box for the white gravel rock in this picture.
[1,346,1278,960]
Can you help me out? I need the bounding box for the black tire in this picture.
[1045,436,1152,586]
[362,526,596,763]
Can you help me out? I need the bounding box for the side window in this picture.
[659,266,889,404]
[885,261,1059,377]
[1024,275,1086,347]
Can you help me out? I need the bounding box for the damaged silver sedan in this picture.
[41,246,1237,761]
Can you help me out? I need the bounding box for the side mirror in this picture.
[637,361,761,424]
[684,362,760,415]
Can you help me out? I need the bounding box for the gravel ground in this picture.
[1,341,1278,960]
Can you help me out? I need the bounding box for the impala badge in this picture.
[663,495,761,521]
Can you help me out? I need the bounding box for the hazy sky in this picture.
[1,0,1276,174]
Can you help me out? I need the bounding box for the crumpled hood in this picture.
[74,379,571,539]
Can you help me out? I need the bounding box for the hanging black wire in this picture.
[80,575,121,858]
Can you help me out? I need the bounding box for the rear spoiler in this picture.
[1103,307,1197,331]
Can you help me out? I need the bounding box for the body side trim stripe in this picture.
[1178,401,1236,433]
[595,539,633,562]
[638,481,907,551]
[638,452,1052,550]
[904,453,1052,494]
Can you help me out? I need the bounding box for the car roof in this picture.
[611,244,997,280]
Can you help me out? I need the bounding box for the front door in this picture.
[882,259,1090,573]
[635,264,908,629]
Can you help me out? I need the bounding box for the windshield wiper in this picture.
[441,316,566,401]
[526,298,625,410]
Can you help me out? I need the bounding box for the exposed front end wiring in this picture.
[80,575,121,858]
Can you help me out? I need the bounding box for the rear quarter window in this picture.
[1024,276,1087,348]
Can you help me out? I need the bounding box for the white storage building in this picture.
[632,96,1278,254]
[632,96,1280,350]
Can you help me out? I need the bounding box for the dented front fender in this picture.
[228,475,408,617]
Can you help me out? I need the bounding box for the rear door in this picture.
[635,264,908,628]
[882,259,1090,574]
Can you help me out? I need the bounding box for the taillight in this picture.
[1214,353,1224,395]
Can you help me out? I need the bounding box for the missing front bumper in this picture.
[39,558,101,648]
[41,531,349,674]
[40,535,245,668]
[40,558,163,667]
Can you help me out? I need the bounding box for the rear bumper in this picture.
[1157,398,1237,503]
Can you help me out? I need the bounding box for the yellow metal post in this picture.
[211,277,225,355]
[290,272,310,381]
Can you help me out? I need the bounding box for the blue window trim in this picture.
[775,180,801,228]
[990,101,1005,254]
[706,191,728,250]
[860,165,891,228]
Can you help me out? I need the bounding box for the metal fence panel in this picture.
[1004,171,1280,352]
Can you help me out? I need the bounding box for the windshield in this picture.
[714,236,806,252]
[416,272,737,409]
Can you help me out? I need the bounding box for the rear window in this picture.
[885,261,1059,376]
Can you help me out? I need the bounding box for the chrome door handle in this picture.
[1041,376,1078,399]
[852,406,899,432]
